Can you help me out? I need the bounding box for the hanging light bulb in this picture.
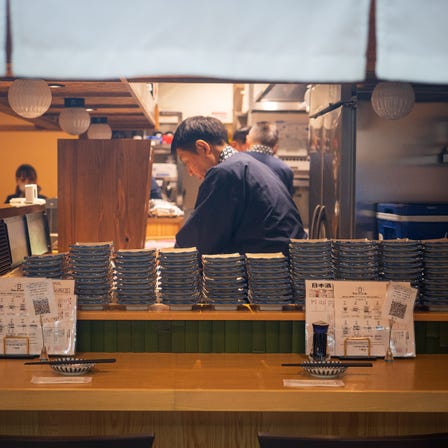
[8,79,52,118]
[87,116,112,140]
[371,82,415,120]
[59,98,90,135]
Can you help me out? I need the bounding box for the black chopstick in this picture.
[282,362,373,368]
[24,358,116,366]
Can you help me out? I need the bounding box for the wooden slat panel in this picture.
[74,320,448,354]
[57,139,151,251]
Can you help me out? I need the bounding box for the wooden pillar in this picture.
[58,139,152,252]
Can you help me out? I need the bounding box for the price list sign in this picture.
[306,280,416,358]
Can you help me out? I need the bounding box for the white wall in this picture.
[157,83,234,124]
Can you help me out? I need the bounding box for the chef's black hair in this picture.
[171,116,228,154]
[232,126,251,144]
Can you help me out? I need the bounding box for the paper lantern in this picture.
[59,98,90,135]
[371,82,415,120]
[87,117,112,139]
[8,79,52,118]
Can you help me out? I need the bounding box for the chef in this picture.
[172,116,307,255]
[246,121,294,195]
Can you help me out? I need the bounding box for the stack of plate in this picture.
[114,249,157,310]
[289,239,334,307]
[379,239,424,307]
[422,238,448,311]
[333,239,380,280]
[69,242,114,310]
[157,247,201,310]
[245,253,293,310]
[202,253,248,310]
[22,253,67,278]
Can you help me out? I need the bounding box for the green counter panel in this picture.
[76,320,447,354]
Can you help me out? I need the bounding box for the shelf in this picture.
[0,203,45,219]
[414,311,448,321]
[77,308,448,322]
[77,309,305,321]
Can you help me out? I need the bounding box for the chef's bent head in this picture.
[171,116,228,180]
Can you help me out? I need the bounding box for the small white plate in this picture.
[50,358,95,376]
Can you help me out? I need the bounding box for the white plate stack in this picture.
[422,238,448,311]
[22,252,67,279]
[69,242,114,310]
[245,253,293,310]
[157,247,201,310]
[379,239,424,308]
[202,253,248,310]
[289,239,334,307]
[114,249,158,310]
[333,239,380,280]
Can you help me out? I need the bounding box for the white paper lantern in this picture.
[371,82,415,120]
[87,117,112,140]
[59,98,90,135]
[8,79,52,118]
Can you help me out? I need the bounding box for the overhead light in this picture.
[59,98,90,135]
[8,79,52,119]
[371,82,415,120]
[87,116,112,140]
[48,83,65,89]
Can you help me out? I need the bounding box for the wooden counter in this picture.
[1,353,447,413]
[0,353,446,447]
[146,216,184,239]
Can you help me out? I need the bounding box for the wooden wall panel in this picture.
[58,139,151,252]
[1,411,447,448]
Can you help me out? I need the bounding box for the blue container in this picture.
[376,203,448,240]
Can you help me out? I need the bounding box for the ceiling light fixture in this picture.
[59,98,90,135]
[48,83,65,89]
[371,82,415,120]
[8,79,52,119]
[87,116,112,140]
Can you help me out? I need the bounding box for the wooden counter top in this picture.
[1,353,447,413]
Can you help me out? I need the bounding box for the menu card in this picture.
[305,280,416,358]
[0,278,76,356]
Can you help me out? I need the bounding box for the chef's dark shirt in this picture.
[247,151,294,195]
[150,178,163,199]
[175,151,306,255]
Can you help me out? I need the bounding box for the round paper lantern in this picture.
[371,82,415,120]
[87,117,112,140]
[8,79,52,118]
[59,98,90,135]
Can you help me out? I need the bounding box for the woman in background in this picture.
[4,164,47,203]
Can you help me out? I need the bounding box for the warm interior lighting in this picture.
[8,79,52,118]
[59,98,90,135]
[371,82,415,120]
[87,116,112,140]
[48,83,65,89]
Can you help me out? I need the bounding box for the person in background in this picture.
[171,116,306,255]
[246,121,294,195]
[4,164,47,203]
[230,126,251,152]
[150,177,163,199]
